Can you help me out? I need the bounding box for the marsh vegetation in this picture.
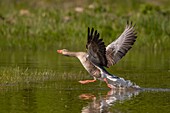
[0,0,170,51]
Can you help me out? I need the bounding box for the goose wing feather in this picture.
[106,21,137,67]
[86,27,107,67]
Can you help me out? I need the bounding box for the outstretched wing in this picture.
[86,27,107,67]
[106,21,137,67]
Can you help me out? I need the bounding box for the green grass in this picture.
[0,0,170,51]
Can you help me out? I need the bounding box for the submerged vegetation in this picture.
[0,0,170,51]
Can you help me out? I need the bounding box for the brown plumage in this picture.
[86,27,107,67]
[57,21,137,88]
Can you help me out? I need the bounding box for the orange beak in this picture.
[57,50,62,54]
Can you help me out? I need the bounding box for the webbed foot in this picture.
[79,79,96,84]
[104,78,116,89]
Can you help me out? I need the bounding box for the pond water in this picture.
[0,50,170,113]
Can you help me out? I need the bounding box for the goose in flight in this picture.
[57,21,138,89]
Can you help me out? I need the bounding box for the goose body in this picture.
[57,21,138,89]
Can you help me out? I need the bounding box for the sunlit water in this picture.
[0,50,170,113]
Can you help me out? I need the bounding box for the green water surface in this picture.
[0,50,169,113]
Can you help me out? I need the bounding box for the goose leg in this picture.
[104,78,116,89]
[79,78,96,84]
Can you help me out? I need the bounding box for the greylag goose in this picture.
[57,21,138,89]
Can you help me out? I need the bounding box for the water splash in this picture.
[106,76,140,89]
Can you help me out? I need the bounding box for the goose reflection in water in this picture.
[79,89,140,113]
